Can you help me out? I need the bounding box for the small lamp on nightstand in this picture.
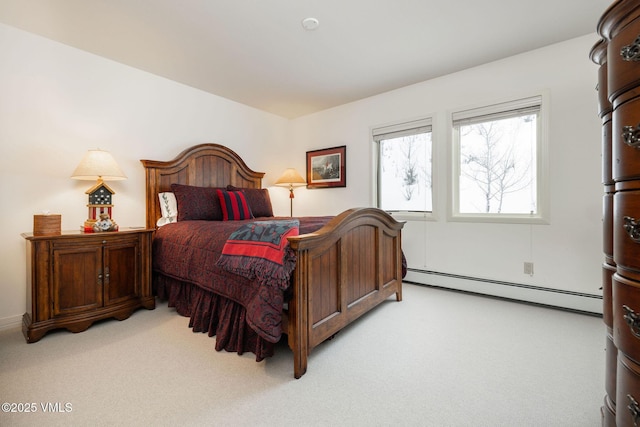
[71,149,127,232]
[274,168,306,217]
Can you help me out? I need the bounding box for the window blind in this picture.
[452,95,541,127]
[372,118,432,142]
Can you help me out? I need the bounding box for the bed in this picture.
[141,143,405,378]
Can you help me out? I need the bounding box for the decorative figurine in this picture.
[82,181,117,232]
[92,212,118,232]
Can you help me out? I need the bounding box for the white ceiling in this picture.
[0,0,611,118]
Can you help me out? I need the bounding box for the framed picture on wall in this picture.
[306,145,346,188]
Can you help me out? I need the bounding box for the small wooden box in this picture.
[33,214,61,236]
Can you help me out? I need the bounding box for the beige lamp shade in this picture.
[274,168,306,187]
[71,149,127,181]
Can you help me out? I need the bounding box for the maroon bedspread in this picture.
[153,217,331,344]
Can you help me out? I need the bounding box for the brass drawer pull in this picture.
[624,217,640,243]
[623,305,640,338]
[623,125,640,148]
[622,35,640,61]
[628,394,640,426]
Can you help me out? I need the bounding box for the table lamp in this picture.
[71,149,127,232]
[274,168,306,217]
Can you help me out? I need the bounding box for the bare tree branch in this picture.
[460,119,533,213]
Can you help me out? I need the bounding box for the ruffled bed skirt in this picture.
[154,273,276,361]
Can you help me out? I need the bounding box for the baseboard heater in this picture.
[404,268,603,316]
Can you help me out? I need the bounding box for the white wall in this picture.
[286,34,603,310]
[0,23,289,327]
[0,22,604,326]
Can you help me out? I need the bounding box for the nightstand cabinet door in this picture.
[52,242,103,316]
[103,236,140,306]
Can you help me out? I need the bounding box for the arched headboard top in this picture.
[141,143,265,228]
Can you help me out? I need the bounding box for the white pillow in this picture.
[157,192,178,227]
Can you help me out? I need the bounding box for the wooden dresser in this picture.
[592,1,640,425]
[22,228,155,343]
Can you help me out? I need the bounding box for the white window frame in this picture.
[449,93,549,224]
[372,117,435,221]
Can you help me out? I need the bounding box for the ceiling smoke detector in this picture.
[301,17,319,31]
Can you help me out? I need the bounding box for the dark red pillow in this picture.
[216,189,253,220]
[171,184,224,221]
[226,185,274,218]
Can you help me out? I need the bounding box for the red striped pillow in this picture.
[216,190,253,220]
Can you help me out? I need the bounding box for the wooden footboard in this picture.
[287,207,404,378]
[143,144,405,379]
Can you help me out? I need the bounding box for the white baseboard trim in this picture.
[404,269,603,315]
[0,314,23,332]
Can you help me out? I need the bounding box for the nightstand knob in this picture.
[102,240,107,244]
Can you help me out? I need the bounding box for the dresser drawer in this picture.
[604,119,613,185]
[605,263,616,327]
[613,274,640,363]
[602,396,615,427]
[606,331,618,406]
[609,15,640,100]
[614,189,640,277]
[598,61,613,118]
[605,193,614,260]
[617,354,640,427]
[613,95,640,181]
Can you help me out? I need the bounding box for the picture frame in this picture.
[306,145,346,189]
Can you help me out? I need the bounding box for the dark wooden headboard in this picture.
[140,143,265,229]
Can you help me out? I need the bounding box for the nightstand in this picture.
[21,227,155,343]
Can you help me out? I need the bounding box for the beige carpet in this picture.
[0,283,604,426]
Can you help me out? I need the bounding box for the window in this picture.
[451,95,547,223]
[373,119,433,213]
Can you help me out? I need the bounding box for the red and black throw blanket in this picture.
[216,220,300,290]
